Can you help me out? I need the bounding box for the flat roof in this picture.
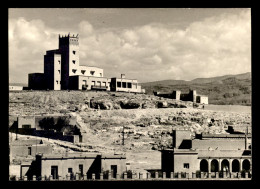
[38,152,126,159]
[111,77,138,81]
[39,152,101,159]
[102,153,126,159]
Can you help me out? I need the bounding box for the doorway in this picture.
[111,165,117,178]
[51,166,58,179]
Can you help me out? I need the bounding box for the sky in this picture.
[8,8,251,84]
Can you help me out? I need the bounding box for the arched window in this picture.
[232,159,240,172]
[221,159,230,172]
[242,159,250,172]
[200,159,208,172]
[211,159,219,172]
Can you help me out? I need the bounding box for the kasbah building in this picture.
[28,33,145,93]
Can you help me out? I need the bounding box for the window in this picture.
[122,82,126,88]
[68,168,73,173]
[90,71,95,75]
[72,60,76,64]
[58,70,60,74]
[56,80,59,84]
[72,69,77,73]
[117,82,121,88]
[58,60,60,64]
[22,124,31,129]
[100,73,102,77]
[97,81,101,86]
[81,70,86,75]
[91,81,95,86]
[73,51,76,55]
[28,147,32,155]
[79,164,83,176]
[127,83,132,88]
[184,163,189,169]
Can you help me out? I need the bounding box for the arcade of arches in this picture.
[199,158,251,172]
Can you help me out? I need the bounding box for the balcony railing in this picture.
[91,85,107,90]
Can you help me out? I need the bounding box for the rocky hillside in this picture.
[9,91,194,118]
[9,90,251,172]
[141,72,251,106]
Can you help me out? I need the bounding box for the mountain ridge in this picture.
[140,72,251,106]
[141,72,251,85]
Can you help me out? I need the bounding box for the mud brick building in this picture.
[161,129,251,177]
[24,152,126,180]
[28,33,144,93]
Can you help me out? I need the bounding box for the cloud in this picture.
[9,9,251,84]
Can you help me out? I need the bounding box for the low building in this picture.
[110,74,144,93]
[24,152,126,180]
[161,129,251,178]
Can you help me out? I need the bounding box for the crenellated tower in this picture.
[59,33,80,89]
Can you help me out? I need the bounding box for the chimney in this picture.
[121,74,125,79]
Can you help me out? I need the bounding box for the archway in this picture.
[242,159,250,172]
[200,159,208,172]
[221,159,230,172]
[211,159,219,172]
[232,159,240,172]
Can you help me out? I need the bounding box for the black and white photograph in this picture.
[8,8,252,181]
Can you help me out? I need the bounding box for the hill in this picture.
[141,72,251,106]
